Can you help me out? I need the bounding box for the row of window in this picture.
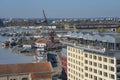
[85,54,114,64]
[10,77,28,80]
[68,52,83,60]
[68,73,83,80]
[68,71,115,80]
[84,60,114,71]
[68,47,83,54]
[85,71,115,80]
[85,66,114,73]
[68,63,83,72]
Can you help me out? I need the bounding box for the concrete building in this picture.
[0,62,53,80]
[60,31,120,80]
[35,38,51,51]
[35,38,48,49]
[61,48,67,74]
[61,48,67,80]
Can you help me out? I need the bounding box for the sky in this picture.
[0,0,120,18]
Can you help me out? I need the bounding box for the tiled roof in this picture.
[31,74,52,79]
[0,62,53,77]
[35,38,50,43]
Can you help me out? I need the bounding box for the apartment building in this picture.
[67,46,118,80]
[60,31,120,80]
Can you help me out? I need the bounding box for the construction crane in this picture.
[42,10,48,24]
[41,10,48,25]
[42,10,55,43]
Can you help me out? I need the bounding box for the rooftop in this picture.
[66,31,120,43]
[35,38,50,43]
[0,62,53,79]
[61,41,120,58]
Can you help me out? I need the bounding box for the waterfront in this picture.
[0,35,34,64]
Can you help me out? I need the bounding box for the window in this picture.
[76,55,77,58]
[99,78,102,80]
[94,69,97,73]
[85,73,88,77]
[98,63,102,68]
[89,74,93,79]
[73,54,75,57]
[22,78,28,80]
[79,62,80,65]
[104,58,107,62]
[110,59,114,64]
[110,74,115,79]
[81,63,83,66]
[94,56,97,60]
[89,68,92,72]
[94,62,97,67]
[73,48,75,52]
[117,75,120,78]
[103,65,107,70]
[76,49,77,53]
[117,67,120,72]
[81,57,83,60]
[79,67,81,71]
[110,66,114,71]
[10,79,16,80]
[94,76,97,80]
[98,57,102,61]
[89,55,92,58]
[85,60,88,64]
[85,54,88,57]
[98,71,102,75]
[89,61,92,65]
[81,69,83,72]
[104,72,108,77]
[117,60,120,64]
[68,47,70,50]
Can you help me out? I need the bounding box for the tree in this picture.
[117,27,120,33]
[97,27,104,32]
[35,29,41,34]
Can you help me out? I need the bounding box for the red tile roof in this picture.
[31,74,52,79]
[0,62,53,79]
[35,38,50,43]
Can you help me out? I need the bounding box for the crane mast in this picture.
[43,10,48,24]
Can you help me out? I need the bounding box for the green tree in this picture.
[97,27,104,32]
[35,29,41,34]
[117,27,120,33]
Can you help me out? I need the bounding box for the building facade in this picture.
[61,48,67,80]
[61,48,67,74]
[60,31,120,80]
[67,46,118,80]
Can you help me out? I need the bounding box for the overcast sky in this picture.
[0,0,120,18]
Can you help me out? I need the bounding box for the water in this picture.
[0,30,35,64]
